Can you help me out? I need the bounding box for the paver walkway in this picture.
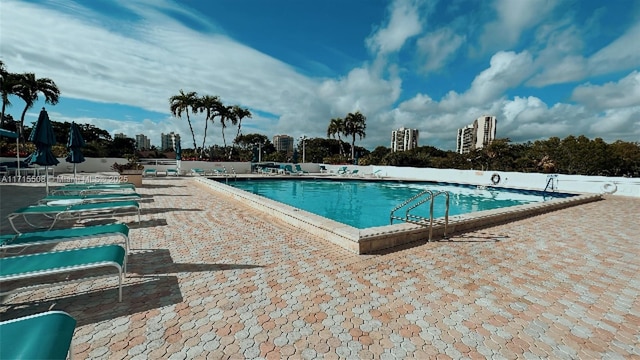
[1,177,639,359]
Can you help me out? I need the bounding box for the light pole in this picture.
[300,136,307,163]
[257,142,262,163]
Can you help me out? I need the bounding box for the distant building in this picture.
[456,115,497,154]
[456,125,474,154]
[161,132,181,151]
[391,127,419,152]
[114,133,127,139]
[273,135,294,154]
[135,134,151,150]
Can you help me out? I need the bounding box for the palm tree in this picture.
[0,61,18,128]
[198,95,222,159]
[327,117,346,156]
[230,105,252,159]
[169,90,199,149]
[217,105,235,150]
[14,72,60,139]
[344,111,367,161]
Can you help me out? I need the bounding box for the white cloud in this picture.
[2,0,317,118]
[571,71,640,109]
[479,0,558,52]
[588,22,640,75]
[440,51,534,110]
[365,0,423,56]
[416,28,465,72]
[529,22,640,87]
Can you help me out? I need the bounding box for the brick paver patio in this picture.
[1,177,639,359]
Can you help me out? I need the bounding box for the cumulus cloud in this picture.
[2,0,316,118]
[416,28,466,72]
[440,51,534,110]
[571,71,640,110]
[529,22,640,87]
[479,0,558,52]
[366,0,423,56]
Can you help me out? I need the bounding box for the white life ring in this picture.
[491,173,501,185]
[601,182,617,194]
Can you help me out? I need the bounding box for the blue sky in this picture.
[2,0,640,151]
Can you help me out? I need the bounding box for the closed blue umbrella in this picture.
[28,108,59,193]
[65,122,85,183]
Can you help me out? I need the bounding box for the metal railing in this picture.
[544,174,558,192]
[390,190,450,241]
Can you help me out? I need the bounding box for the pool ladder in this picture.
[390,190,450,242]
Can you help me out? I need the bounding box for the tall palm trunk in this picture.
[351,134,356,161]
[19,105,29,141]
[201,114,214,160]
[186,110,197,150]
[0,102,6,128]
[337,134,345,157]
[220,116,227,149]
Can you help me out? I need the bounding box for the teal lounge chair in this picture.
[336,166,348,175]
[60,182,136,189]
[0,223,131,254]
[52,183,136,196]
[8,200,140,233]
[190,168,205,176]
[282,165,294,175]
[38,192,142,205]
[0,311,76,360]
[0,244,127,302]
[143,168,157,177]
[370,169,383,178]
[294,164,309,175]
[348,169,360,177]
[212,168,227,176]
[167,168,179,176]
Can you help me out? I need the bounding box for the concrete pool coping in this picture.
[196,176,603,254]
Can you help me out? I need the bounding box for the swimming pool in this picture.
[224,179,574,229]
[198,176,599,254]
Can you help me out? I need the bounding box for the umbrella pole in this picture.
[45,165,49,194]
[16,138,20,177]
[74,163,77,183]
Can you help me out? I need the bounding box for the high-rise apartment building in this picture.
[456,115,497,154]
[161,132,181,151]
[456,125,474,154]
[114,133,127,139]
[135,134,151,150]
[391,127,419,152]
[272,135,294,154]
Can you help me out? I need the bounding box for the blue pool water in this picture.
[225,179,574,229]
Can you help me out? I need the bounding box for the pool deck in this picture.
[1,175,639,359]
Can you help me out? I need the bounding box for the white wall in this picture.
[320,164,640,197]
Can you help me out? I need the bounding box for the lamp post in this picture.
[300,136,307,163]
[254,142,262,162]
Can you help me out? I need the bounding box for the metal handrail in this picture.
[390,190,450,242]
[390,190,432,224]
